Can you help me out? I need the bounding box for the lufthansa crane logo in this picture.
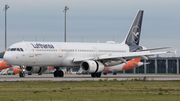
[131,26,140,44]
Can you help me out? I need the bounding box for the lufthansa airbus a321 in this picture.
[4,10,172,77]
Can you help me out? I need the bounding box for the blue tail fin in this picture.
[123,10,144,46]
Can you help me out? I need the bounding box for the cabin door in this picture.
[93,47,98,59]
[27,44,34,57]
[58,45,63,57]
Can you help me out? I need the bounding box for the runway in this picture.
[0,74,180,81]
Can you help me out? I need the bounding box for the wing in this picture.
[73,51,171,63]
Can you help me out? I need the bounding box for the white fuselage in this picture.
[4,42,129,67]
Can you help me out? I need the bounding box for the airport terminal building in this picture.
[124,57,180,74]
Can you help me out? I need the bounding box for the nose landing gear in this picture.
[19,65,26,77]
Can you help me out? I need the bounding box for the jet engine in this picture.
[80,60,104,73]
[25,66,47,74]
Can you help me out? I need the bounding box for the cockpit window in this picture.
[17,48,20,51]
[8,48,24,52]
[20,48,24,52]
[10,48,16,51]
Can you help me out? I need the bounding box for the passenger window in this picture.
[11,48,16,51]
[20,48,24,52]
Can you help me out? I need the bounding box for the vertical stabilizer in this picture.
[123,10,143,46]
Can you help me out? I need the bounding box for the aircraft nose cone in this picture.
[138,62,144,66]
[4,52,12,64]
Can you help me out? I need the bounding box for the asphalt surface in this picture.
[0,74,180,81]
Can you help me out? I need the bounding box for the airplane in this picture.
[13,68,20,74]
[0,60,12,70]
[103,58,147,75]
[3,10,172,78]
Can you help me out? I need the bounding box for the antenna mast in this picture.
[3,4,10,51]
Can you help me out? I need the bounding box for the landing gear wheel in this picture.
[28,73,32,75]
[38,73,42,75]
[54,71,58,77]
[103,72,107,75]
[19,71,25,77]
[91,72,101,77]
[113,72,117,75]
[58,71,64,77]
[54,69,64,77]
[96,72,101,77]
[91,73,96,77]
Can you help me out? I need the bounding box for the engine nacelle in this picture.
[80,60,104,73]
[25,66,47,74]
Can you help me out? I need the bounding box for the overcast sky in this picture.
[0,0,180,56]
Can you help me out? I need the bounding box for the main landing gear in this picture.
[54,67,64,77]
[91,72,101,78]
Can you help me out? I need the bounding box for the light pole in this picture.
[63,5,69,73]
[63,5,69,42]
[3,4,10,51]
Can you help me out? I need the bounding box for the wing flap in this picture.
[98,51,169,60]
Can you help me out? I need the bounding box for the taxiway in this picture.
[0,74,180,81]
